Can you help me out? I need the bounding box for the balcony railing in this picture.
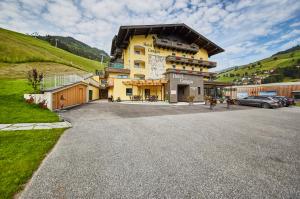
[109,62,125,69]
[153,36,199,54]
[166,55,216,68]
[165,68,217,78]
[41,73,93,91]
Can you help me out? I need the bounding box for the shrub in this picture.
[27,69,43,93]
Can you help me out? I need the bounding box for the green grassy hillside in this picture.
[37,35,110,62]
[217,46,300,84]
[0,28,105,78]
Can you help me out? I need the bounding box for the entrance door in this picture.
[100,88,108,99]
[79,88,84,104]
[177,85,188,102]
[145,89,150,98]
[89,90,93,101]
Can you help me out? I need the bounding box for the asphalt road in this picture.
[20,102,300,198]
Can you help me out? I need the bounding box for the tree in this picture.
[27,69,43,93]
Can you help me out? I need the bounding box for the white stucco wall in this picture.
[24,93,53,110]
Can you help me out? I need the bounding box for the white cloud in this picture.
[0,0,300,70]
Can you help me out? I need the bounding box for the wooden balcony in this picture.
[166,55,216,68]
[153,36,199,54]
[164,68,217,78]
[105,67,130,74]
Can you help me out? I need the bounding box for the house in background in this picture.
[102,23,225,103]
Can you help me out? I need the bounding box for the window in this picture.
[192,67,194,71]
[116,75,128,79]
[200,68,203,72]
[134,62,140,68]
[182,54,186,57]
[135,50,141,54]
[172,65,176,69]
[198,87,201,95]
[172,52,176,56]
[183,66,186,70]
[126,88,132,96]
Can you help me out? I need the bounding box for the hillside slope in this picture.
[217,46,300,84]
[37,35,110,62]
[0,28,105,78]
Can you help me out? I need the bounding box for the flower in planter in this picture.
[187,96,195,105]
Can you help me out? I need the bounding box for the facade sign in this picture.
[180,79,193,84]
[171,90,177,95]
[172,74,193,84]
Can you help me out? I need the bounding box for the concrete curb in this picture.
[0,121,72,131]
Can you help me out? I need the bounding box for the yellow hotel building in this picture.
[100,24,224,103]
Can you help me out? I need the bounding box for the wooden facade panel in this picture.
[225,83,300,98]
[52,84,87,110]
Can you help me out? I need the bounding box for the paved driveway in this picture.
[20,102,300,198]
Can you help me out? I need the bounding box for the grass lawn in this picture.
[0,128,65,199]
[0,28,105,72]
[0,79,59,124]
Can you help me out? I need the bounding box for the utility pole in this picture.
[55,39,58,47]
[100,54,104,64]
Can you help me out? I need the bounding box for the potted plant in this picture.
[209,98,217,110]
[187,96,195,105]
[204,95,210,105]
[219,97,224,104]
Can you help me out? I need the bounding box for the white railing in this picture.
[41,73,93,91]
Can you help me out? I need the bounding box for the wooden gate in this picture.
[52,84,87,110]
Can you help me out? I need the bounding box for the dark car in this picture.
[237,96,280,108]
[271,96,286,107]
[270,96,295,107]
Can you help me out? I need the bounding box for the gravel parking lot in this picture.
[20,102,300,199]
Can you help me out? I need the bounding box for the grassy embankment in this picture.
[0,129,65,199]
[0,27,105,79]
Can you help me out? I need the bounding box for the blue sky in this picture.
[0,0,300,71]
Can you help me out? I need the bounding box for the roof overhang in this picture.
[111,23,224,57]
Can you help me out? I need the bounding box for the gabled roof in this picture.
[110,23,224,57]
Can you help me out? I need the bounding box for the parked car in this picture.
[283,96,295,106]
[266,96,295,107]
[237,96,280,108]
[270,96,286,107]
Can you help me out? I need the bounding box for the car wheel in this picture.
[262,103,270,109]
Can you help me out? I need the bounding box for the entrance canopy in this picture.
[123,79,168,86]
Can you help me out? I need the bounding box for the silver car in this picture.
[237,96,280,108]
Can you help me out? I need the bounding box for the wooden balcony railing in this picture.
[165,55,216,68]
[153,36,199,54]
